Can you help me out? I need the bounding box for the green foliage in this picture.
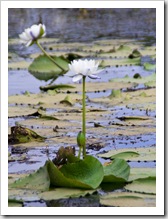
[47,156,104,189]
[60,95,74,106]
[28,55,69,81]
[9,156,132,191]
[98,147,156,161]
[100,192,155,207]
[9,163,50,191]
[40,84,75,91]
[128,49,142,59]
[103,158,130,183]
[39,188,96,201]
[143,62,156,71]
[109,89,122,99]
[125,177,156,194]
[117,45,131,51]
[110,72,156,86]
[128,168,156,182]
[110,151,139,160]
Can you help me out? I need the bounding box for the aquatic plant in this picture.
[66,59,102,158]
[19,23,64,72]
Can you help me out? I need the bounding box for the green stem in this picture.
[78,147,82,159]
[82,76,86,158]
[36,40,65,72]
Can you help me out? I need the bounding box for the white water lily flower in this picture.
[66,59,102,82]
[19,24,46,47]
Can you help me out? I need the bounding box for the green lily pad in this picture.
[110,151,139,160]
[8,154,27,162]
[40,84,75,91]
[39,188,96,201]
[103,158,130,183]
[110,72,156,86]
[98,147,156,161]
[125,177,156,194]
[28,55,69,81]
[100,57,141,67]
[47,156,104,189]
[128,49,142,59]
[143,62,156,71]
[9,163,50,191]
[8,189,40,202]
[60,95,74,106]
[117,116,150,121]
[109,89,122,99]
[117,45,132,51]
[100,192,156,207]
[128,168,156,182]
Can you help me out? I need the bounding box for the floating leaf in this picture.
[117,116,149,121]
[39,188,96,201]
[94,122,105,128]
[9,163,50,191]
[98,147,156,161]
[128,168,156,182]
[40,84,75,91]
[117,45,131,51]
[8,189,40,202]
[125,177,156,194]
[100,192,155,207]
[109,89,122,99]
[143,62,156,71]
[110,73,156,86]
[101,57,140,67]
[110,151,139,160]
[60,95,74,106]
[47,156,104,189]
[140,91,147,97]
[103,158,130,183]
[28,110,59,120]
[8,126,46,144]
[128,49,142,59]
[8,154,27,162]
[28,55,69,81]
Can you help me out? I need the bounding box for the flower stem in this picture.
[82,76,86,158]
[78,147,82,159]
[36,40,65,72]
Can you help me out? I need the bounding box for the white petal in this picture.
[19,32,30,41]
[25,28,33,40]
[88,74,101,79]
[30,24,40,38]
[72,74,83,82]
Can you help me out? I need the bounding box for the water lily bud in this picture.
[77,131,85,148]
[19,23,46,47]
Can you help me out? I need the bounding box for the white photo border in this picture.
[1,0,164,216]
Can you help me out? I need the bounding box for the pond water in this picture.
[8,8,156,207]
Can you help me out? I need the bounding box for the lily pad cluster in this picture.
[9,152,156,207]
[8,34,156,207]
